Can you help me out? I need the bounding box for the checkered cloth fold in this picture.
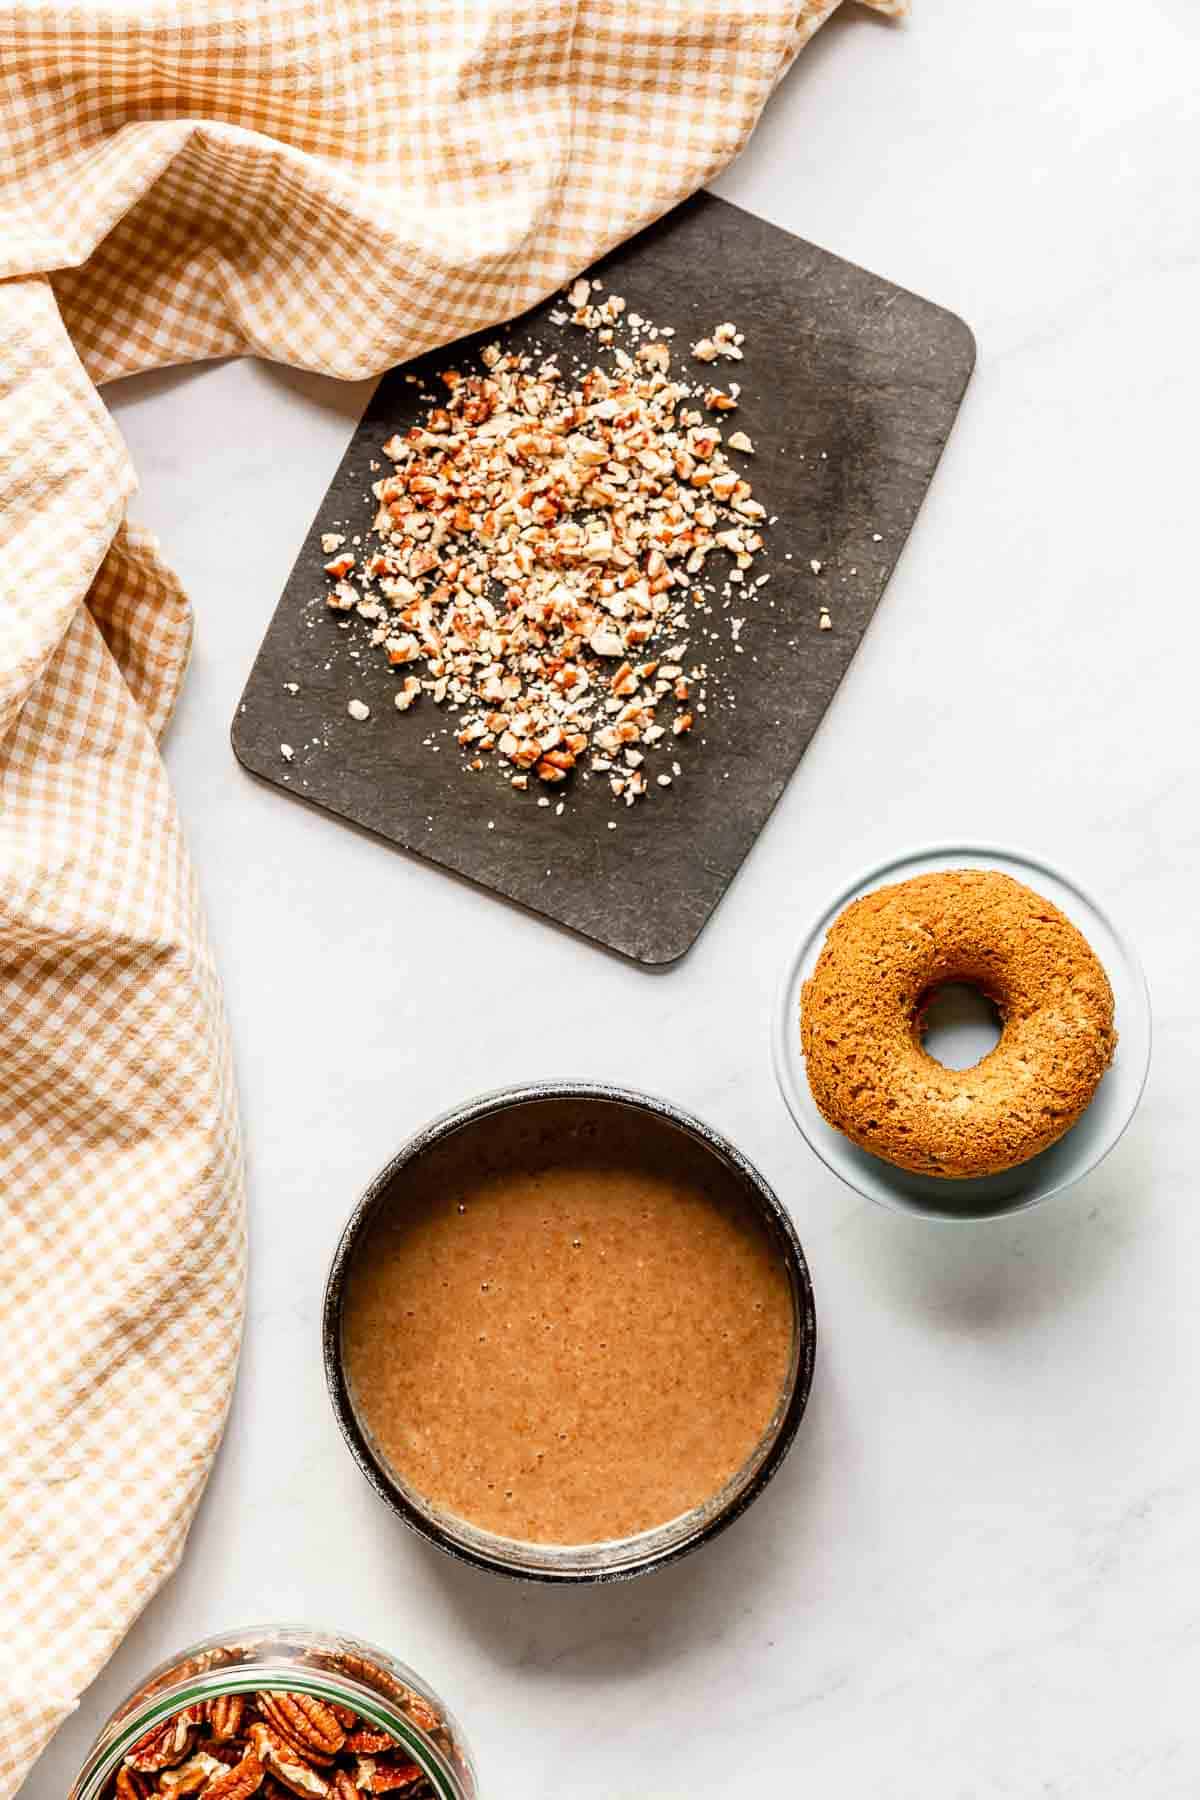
[0,0,903,1790]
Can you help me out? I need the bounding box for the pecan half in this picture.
[126,1710,199,1772]
[328,1655,407,1707]
[367,1762,426,1795]
[158,1752,226,1794]
[256,1694,345,1765]
[343,1732,394,1757]
[394,1691,440,1739]
[246,1725,330,1799]
[209,1697,246,1742]
[203,1752,265,1800]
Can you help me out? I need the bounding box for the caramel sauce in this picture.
[342,1101,794,1545]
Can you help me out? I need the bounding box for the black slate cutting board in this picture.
[232,193,974,964]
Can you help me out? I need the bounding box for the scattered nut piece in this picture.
[347,699,370,721]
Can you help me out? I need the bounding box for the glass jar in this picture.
[68,1625,477,1800]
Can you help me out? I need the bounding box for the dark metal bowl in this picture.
[323,1081,817,1584]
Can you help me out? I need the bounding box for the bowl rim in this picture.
[772,840,1153,1223]
[323,1079,817,1583]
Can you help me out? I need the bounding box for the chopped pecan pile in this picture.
[322,287,770,807]
[108,1690,440,1800]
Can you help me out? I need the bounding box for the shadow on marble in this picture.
[102,358,215,411]
[104,354,377,424]
[256,359,379,422]
[831,1123,1153,1334]
[745,3,900,136]
[414,1374,838,1682]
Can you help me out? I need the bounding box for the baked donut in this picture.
[800,870,1117,1178]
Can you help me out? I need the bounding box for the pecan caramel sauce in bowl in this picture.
[323,1082,817,1584]
[69,1626,477,1800]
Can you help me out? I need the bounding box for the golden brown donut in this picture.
[800,869,1117,1178]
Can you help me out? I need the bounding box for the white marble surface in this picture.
[37,2,1200,1794]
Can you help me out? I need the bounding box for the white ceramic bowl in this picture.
[773,845,1151,1221]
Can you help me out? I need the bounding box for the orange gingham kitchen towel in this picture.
[0,0,904,1788]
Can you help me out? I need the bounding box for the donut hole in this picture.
[917,982,1003,1071]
